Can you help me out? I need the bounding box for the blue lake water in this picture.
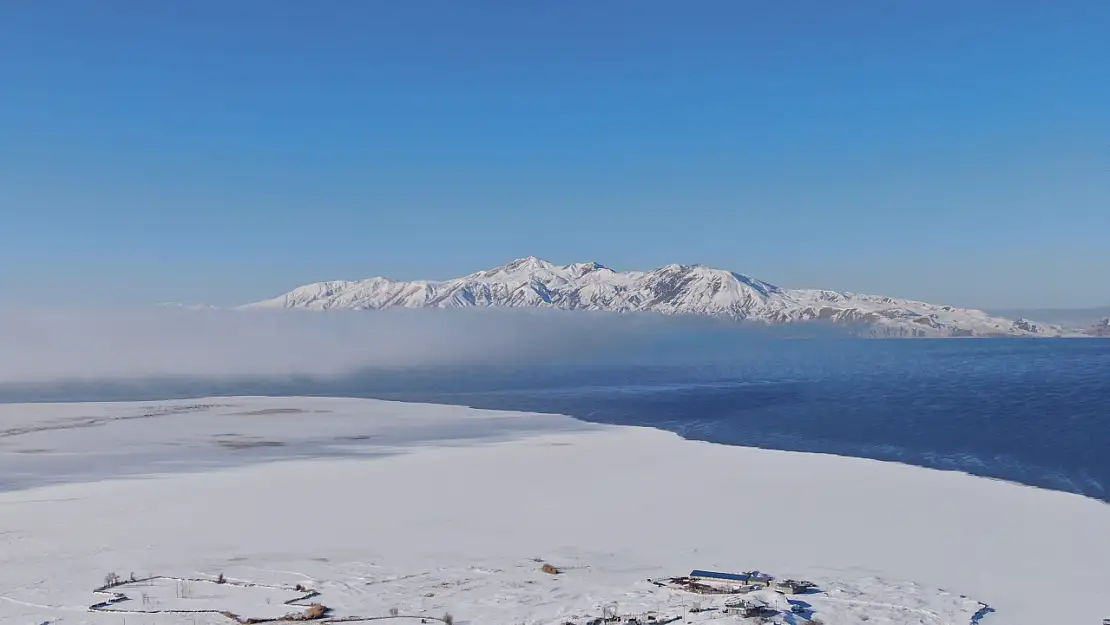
[3,338,1108,502]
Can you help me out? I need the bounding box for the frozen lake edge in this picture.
[1,396,1108,625]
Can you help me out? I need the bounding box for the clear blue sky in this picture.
[1,1,1107,308]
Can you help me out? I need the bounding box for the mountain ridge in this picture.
[243,257,1080,338]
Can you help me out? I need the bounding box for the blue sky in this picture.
[1,1,1107,308]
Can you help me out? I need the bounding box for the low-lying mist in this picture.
[0,307,853,386]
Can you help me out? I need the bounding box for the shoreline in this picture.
[1,396,1108,624]
[2,391,1107,505]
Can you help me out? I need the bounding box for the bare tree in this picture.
[103,572,120,587]
[389,607,400,617]
[442,612,454,625]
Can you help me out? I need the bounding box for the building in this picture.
[742,570,775,587]
[688,570,751,584]
[723,600,778,618]
[689,569,774,586]
[775,579,818,595]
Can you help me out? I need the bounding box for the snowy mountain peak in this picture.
[243,258,1077,338]
[501,256,555,272]
[567,261,611,276]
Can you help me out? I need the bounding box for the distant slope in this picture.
[1088,318,1110,337]
[243,257,1078,338]
[987,306,1110,328]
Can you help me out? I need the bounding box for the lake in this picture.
[3,338,1108,502]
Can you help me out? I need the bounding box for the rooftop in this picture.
[688,570,750,583]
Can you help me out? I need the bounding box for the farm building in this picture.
[742,570,775,587]
[723,599,778,618]
[688,569,775,589]
[688,570,751,584]
[775,579,818,595]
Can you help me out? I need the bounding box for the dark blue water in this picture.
[3,339,1108,502]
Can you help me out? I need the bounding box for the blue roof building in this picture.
[689,570,751,583]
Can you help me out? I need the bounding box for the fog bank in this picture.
[0,307,850,384]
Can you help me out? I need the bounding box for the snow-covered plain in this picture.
[1,397,1108,625]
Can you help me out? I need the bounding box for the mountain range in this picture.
[242,257,1094,338]
[986,305,1110,329]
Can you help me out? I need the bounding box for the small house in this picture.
[723,600,777,618]
[775,579,818,595]
[742,570,774,587]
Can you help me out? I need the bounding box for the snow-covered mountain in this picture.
[243,257,1075,338]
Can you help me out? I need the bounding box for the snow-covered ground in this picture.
[91,576,313,620]
[1,397,1108,624]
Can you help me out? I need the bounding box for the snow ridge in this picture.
[243,257,1075,338]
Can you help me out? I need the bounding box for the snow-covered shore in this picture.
[1,397,1107,624]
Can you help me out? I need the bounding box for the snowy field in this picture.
[1,397,1108,625]
[91,576,314,621]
